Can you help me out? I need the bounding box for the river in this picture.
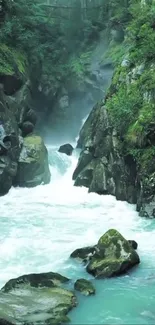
[0,145,155,324]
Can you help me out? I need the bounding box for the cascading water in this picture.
[0,145,155,324]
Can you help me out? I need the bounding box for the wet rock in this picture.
[70,246,96,262]
[128,240,138,250]
[1,272,69,293]
[73,104,136,203]
[74,279,95,296]
[87,229,140,278]
[71,229,140,278]
[20,121,34,137]
[6,81,32,126]
[1,74,23,96]
[14,135,51,187]
[72,149,93,181]
[24,109,37,126]
[0,89,20,195]
[0,272,77,325]
[58,143,73,156]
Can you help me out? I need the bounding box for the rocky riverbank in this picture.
[0,84,51,196]
[0,229,139,324]
[72,1,155,218]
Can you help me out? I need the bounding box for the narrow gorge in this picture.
[0,0,155,324]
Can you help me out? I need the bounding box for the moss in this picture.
[98,229,124,246]
[24,135,43,146]
[107,81,142,136]
[0,43,28,76]
[69,50,92,84]
[138,147,155,171]
[74,279,95,296]
[87,257,127,278]
[103,42,128,67]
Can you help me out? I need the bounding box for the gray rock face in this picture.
[0,79,51,195]
[0,89,20,195]
[73,103,137,202]
[0,271,77,325]
[71,229,140,278]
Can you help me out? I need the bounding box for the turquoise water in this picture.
[0,146,155,324]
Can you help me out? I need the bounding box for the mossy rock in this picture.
[71,229,140,279]
[1,272,69,293]
[74,279,95,296]
[0,272,77,325]
[86,229,140,278]
[14,135,51,187]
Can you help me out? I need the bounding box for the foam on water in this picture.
[0,146,155,324]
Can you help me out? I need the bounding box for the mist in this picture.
[37,38,113,146]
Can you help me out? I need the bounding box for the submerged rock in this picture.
[71,229,140,278]
[58,143,73,156]
[14,135,51,187]
[74,279,95,296]
[0,272,77,325]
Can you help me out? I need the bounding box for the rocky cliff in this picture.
[73,0,155,218]
[0,79,51,195]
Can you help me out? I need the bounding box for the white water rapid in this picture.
[0,146,155,324]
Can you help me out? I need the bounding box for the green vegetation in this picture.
[0,43,27,76]
[105,0,155,174]
[0,0,111,92]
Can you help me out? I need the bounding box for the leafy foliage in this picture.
[0,0,108,92]
[105,0,155,173]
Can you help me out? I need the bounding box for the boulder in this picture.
[74,279,95,296]
[14,135,51,187]
[71,229,140,278]
[20,121,34,137]
[1,272,69,292]
[70,246,97,263]
[0,272,77,325]
[58,143,73,156]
